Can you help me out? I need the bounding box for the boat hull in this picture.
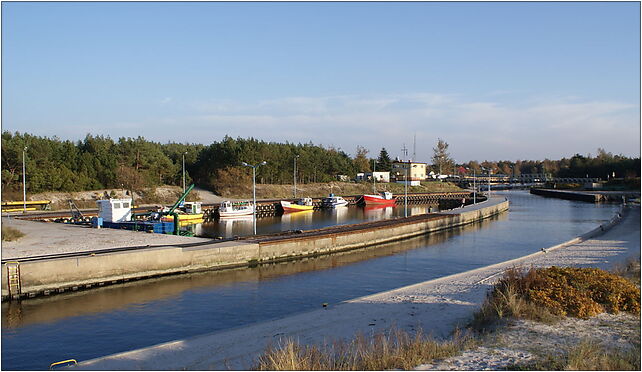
[161,213,205,222]
[280,201,314,213]
[219,210,253,218]
[362,194,397,206]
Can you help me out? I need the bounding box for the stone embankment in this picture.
[1,198,508,301]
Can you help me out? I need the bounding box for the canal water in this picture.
[1,191,619,370]
[194,203,438,238]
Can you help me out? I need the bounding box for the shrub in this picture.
[473,266,640,329]
[2,226,25,241]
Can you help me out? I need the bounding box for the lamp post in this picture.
[404,164,408,217]
[465,167,476,204]
[242,161,267,235]
[293,155,299,198]
[481,167,491,199]
[22,146,27,213]
[182,152,188,193]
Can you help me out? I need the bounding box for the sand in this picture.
[73,204,640,370]
[1,217,210,259]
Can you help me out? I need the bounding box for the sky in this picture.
[2,1,640,163]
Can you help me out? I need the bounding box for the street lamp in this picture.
[182,152,188,193]
[22,146,27,213]
[465,167,476,204]
[242,161,267,235]
[293,155,299,198]
[481,167,491,199]
[404,164,408,217]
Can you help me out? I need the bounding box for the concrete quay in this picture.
[530,188,640,202]
[2,198,509,301]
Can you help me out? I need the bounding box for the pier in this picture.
[201,191,473,220]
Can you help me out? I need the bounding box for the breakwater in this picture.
[530,188,640,202]
[1,198,507,301]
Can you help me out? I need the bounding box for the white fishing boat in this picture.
[218,201,254,218]
[321,194,348,208]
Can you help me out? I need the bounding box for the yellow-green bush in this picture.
[498,267,640,319]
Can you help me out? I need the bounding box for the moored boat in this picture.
[218,201,254,218]
[321,194,349,208]
[280,197,314,213]
[362,191,396,206]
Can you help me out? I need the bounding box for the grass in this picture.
[612,257,641,287]
[2,226,25,241]
[509,339,641,370]
[254,327,475,370]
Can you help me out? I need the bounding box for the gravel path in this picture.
[74,205,640,370]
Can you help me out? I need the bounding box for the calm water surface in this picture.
[194,203,439,238]
[1,191,618,370]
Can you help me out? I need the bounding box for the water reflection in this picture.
[198,203,440,238]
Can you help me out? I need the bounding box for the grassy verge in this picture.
[254,327,474,370]
[254,265,640,371]
[510,339,641,370]
[2,226,25,241]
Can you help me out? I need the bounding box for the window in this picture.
[122,202,130,208]
[113,203,121,209]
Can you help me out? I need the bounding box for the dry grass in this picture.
[511,339,641,370]
[613,257,641,287]
[254,327,475,370]
[471,266,641,331]
[2,226,25,241]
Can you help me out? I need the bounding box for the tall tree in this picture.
[353,146,371,173]
[431,138,454,175]
[376,148,392,171]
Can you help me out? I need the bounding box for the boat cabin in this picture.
[184,201,202,214]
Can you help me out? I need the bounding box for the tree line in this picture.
[2,131,639,196]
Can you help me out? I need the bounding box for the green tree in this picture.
[431,138,454,175]
[376,148,392,172]
[353,146,371,173]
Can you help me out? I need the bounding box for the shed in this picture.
[97,198,133,223]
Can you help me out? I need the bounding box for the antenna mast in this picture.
[413,133,416,162]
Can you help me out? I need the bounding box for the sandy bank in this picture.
[73,204,640,370]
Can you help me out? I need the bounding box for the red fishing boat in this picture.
[362,191,396,206]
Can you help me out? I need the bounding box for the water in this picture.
[1,191,619,370]
[194,203,439,238]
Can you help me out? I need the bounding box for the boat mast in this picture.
[373,159,376,194]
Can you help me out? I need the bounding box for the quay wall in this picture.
[2,200,508,300]
[530,188,604,202]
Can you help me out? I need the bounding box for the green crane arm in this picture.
[166,184,195,215]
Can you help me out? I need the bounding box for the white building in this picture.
[356,171,391,183]
[97,198,133,223]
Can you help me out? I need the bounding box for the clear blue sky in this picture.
[2,2,640,162]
